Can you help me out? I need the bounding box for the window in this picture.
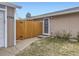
[44,18,48,33]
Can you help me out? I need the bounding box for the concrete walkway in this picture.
[0,37,40,56]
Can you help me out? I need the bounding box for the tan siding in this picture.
[50,13,79,37]
[7,6,15,47]
[7,6,15,17]
[7,17,14,46]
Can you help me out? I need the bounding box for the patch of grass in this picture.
[16,37,79,56]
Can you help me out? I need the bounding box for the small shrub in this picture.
[62,32,72,40]
[53,32,62,39]
[53,31,72,40]
[76,32,79,41]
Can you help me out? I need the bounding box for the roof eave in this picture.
[0,2,22,9]
[27,7,79,20]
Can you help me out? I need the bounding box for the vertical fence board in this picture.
[16,20,25,40]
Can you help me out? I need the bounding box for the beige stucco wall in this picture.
[7,6,15,47]
[32,18,43,22]
[50,13,79,37]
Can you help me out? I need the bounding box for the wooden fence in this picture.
[16,20,42,40]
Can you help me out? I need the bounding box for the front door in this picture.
[43,18,50,35]
[0,11,5,47]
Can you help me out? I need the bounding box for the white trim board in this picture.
[4,6,7,48]
[14,9,16,46]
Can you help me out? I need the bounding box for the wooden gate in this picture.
[16,20,42,40]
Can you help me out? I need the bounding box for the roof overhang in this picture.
[0,2,21,9]
[27,6,79,20]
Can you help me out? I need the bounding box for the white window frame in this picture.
[0,5,7,48]
[43,18,50,35]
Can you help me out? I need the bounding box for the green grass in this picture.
[16,37,79,56]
